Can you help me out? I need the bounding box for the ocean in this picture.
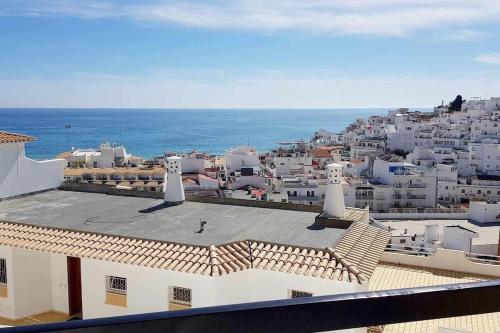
[0,108,388,160]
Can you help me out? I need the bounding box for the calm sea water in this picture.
[0,108,386,159]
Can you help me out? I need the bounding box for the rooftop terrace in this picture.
[370,263,500,333]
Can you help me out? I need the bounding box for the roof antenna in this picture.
[197,219,207,234]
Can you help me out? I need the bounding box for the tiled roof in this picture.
[311,149,332,158]
[0,131,36,144]
[0,221,367,283]
[334,222,391,278]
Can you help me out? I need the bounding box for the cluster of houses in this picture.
[55,97,500,225]
[1,116,500,332]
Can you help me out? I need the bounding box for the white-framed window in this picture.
[170,286,192,306]
[106,276,127,295]
[0,258,6,285]
[290,290,313,298]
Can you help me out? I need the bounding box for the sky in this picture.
[0,0,500,108]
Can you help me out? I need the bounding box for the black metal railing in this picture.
[2,280,500,333]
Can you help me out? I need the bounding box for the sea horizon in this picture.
[1,107,430,160]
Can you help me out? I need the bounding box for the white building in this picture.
[0,188,388,332]
[443,225,478,252]
[68,143,141,168]
[0,132,66,199]
[469,201,500,224]
[177,152,212,174]
[224,146,260,176]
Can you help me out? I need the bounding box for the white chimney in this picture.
[164,156,185,204]
[323,163,345,218]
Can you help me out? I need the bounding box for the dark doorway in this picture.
[67,257,82,317]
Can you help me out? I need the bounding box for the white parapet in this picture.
[323,163,346,218]
[164,156,185,204]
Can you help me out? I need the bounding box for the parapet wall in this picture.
[186,195,323,213]
[371,212,469,220]
[381,248,500,278]
[61,182,323,213]
[62,182,163,199]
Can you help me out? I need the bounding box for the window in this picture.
[290,290,313,298]
[169,286,192,310]
[400,239,406,244]
[0,258,6,285]
[105,275,127,307]
[106,276,127,294]
[0,258,6,298]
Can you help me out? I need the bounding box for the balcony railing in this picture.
[408,184,427,188]
[386,243,437,256]
[466,252,500,266]
[2,280,500,333]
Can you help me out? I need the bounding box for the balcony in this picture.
[407,184,426,188]
[2,280,499,333]
[407,195,426,200]
[355,195,374,200]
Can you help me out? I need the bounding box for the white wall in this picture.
[11,248,53,318]
[51,254,69,313]
[214,269,364,305]
[81,259,215,319]
[182,158,209,174]
[470,201,500,223]
[381,248,500,277]
[0,143,66,199]
[80,257,364,333]
[0,247,71,319]
[443,228,475,252]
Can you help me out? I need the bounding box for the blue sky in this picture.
[1,0,500,108]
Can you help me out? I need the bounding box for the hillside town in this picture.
[1,96,500,332]
[60,96,500,219]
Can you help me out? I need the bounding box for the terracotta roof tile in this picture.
[333,222,391,279]
[0,131,36,144]
[0,220,374,283]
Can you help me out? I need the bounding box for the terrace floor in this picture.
[370,263,500,333]
[0,311,70,327]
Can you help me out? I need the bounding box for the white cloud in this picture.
[440,29,489,42]
[1,70,499,108]
[476,53,500,65]
[3,0,500,37]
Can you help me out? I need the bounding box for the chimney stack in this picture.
[164,156,185,205]
[323,163,346,218]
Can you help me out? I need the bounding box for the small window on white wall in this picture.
[170,286,192,306]
[290,290,313,298]
[105,276,127,307]
[106,276,127,295]
[0,258,6,298]
[0,258,6,285]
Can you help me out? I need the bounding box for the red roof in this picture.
[311,149,332,158]
[0,131,36,144]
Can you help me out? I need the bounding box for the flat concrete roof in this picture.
[0,191,345,248]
